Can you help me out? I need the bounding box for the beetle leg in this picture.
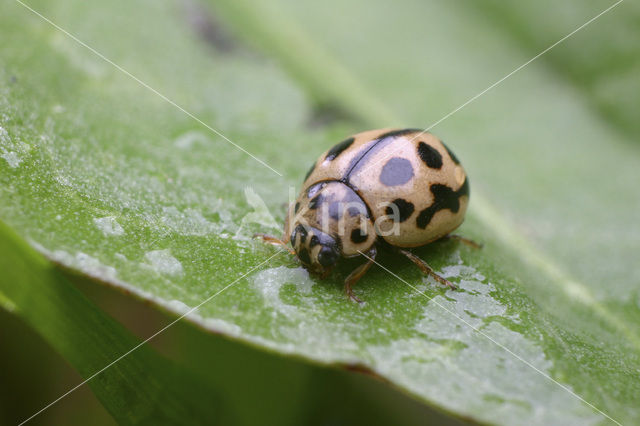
[397,248,457,290]
[443,234,483,249]
[344,248,377,303]
[253,233,296,256]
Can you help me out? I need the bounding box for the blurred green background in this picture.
[1,0,639,425]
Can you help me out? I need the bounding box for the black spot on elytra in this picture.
[417,142,443,169]
[379,157,414,186]
[309,235,319,247]
[376,128,420,140]
[344,129,418,179]
[458,176,470,198]
[385,199,415,222]
[442,141,460,165]
[309,194,324,209]
[307,182,324,198]
[416,178,469,229]
[325,137,355,161]
[350,228,368,244]
[297,248,311,265]
[347,205,364,217]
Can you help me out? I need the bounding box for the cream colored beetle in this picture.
[257,128,478,302]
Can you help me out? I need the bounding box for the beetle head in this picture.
[289,224,340,278]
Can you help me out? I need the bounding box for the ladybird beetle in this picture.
[256,128,479,302]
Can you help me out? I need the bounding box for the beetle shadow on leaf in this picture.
[329,238,461,298]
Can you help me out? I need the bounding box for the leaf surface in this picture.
[1,0,639,424]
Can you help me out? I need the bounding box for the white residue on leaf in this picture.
[367,259,603,426]
[0,126,9,145]
[251,265,315,318]
[55,175,72,187]
[164,299,243,335]
[415,279,508,340]
[50,249,118,280]
[93,216,125,237]
[28,242,240,339]
[115,253,127,261]
[160,206,221,236]
[173,130,210,149]
[142,249,183,276]
[201,317,242,335]
[1,151,21,168]
[441,262,486,282]
[248,264,363,360]
[0,126,28,168]
[235,187,280,238]
[166,299,194,314]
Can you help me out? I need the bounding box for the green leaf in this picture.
[0,220,232,425]
[1,0,639,425]
[466,0,640,142]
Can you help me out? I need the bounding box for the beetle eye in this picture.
[317,246,337,267]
